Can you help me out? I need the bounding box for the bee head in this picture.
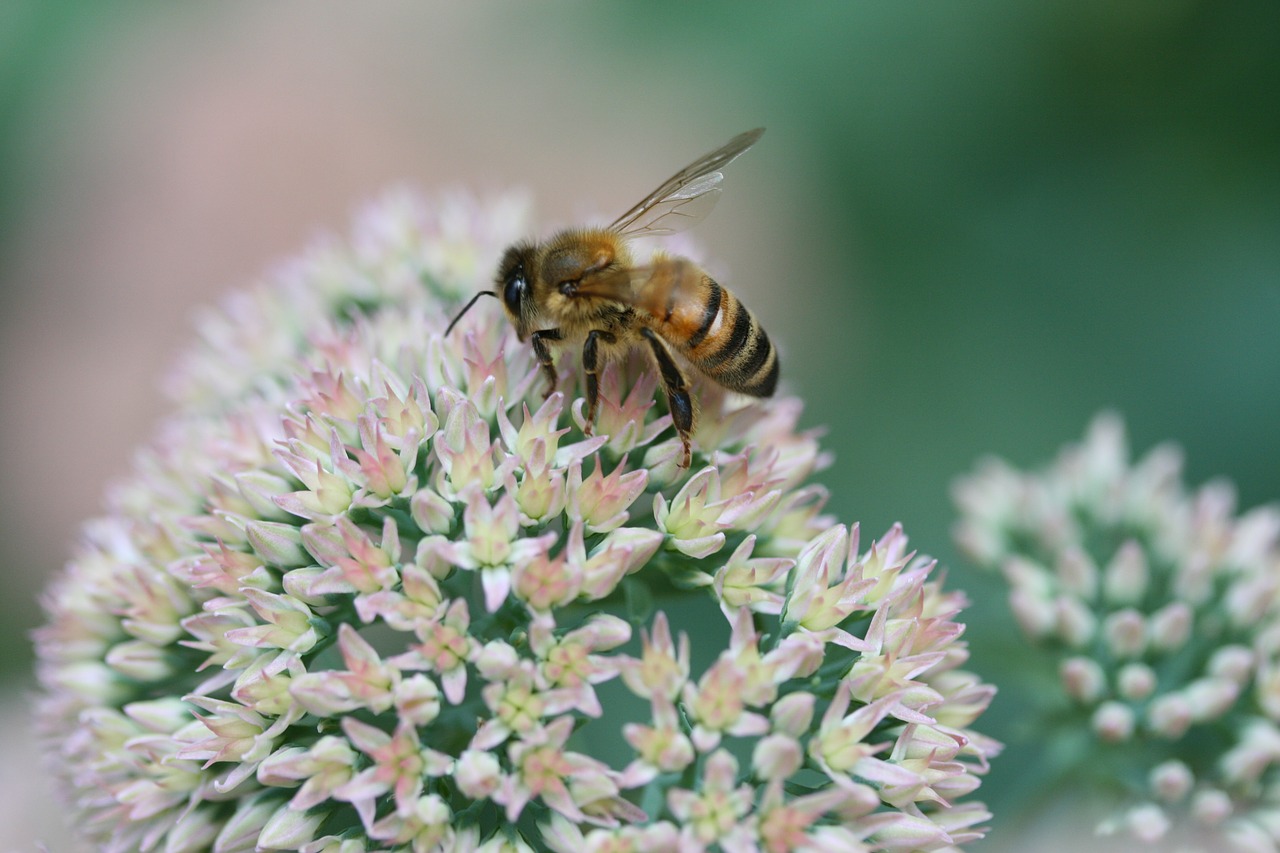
[495,243,538,339]
[443,242,537,338]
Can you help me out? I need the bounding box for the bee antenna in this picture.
[444,290,498,336]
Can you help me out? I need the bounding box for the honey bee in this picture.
[447,128,776,468]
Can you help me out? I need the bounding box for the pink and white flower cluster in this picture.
[954,414,1280,850]
[37,191,996,852]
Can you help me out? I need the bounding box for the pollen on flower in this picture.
[35,189,996,852]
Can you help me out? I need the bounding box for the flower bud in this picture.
[1208,645,1255,683]
[1054,595,1097,647]
[770,691,816,737]
[1103,540,1149,604]
[394,674,442,727]
[455,749,502,800]
[1092,701,1135,742]
[1060,656,1106,704]
[1147,693,1193,739]
[1117,663,1157,701]
[1102,608,1147,659]
[1125,803,1170,843]
[1148,601,1192,652]
[105,640,172,682]
[1149,760,1193,802]
[752,733,803,780]
[1191,788,1233,826]
[410,487,456,535]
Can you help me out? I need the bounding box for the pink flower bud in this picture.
[1092,701,1135,742]
[1103,540,1149,604]
[1191,788,1233,826]
[1147,693,1193,739]
[1060,656,1106,704]
[753,733,803,781]
[1117,663,1157,701]
[1149,760,1193,802]
[1125,803,1170,843]
[1102,608,1147,659]
[455,749,502,800]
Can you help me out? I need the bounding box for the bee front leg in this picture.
[581,330,617,435]
[530,328,564,399]
[640,327,695,468]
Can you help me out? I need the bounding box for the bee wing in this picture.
[567,265,650,302]
[610,127,764,238]
[571,262,701,321]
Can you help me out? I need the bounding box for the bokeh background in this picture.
[2,2,1277,849]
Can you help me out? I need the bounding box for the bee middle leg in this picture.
[582,329,617,434]
[640,327,694,468]
[530,328,564,398]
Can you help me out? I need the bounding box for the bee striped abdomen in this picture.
[686,280,778,397]
[639,259,777,399]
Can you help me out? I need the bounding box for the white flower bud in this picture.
[212,796,278,852]
[245,520,311,568]
[1103,540,1148,604]
[124,698,197,734]
[1054,595,1097,647]
[257,804,326,849]
[455,749,502,800]
[105,640,172,682]
[1126,803,1170,843]
[1148,601,1192,652]
[752,733,803,781]
[1092,701,1135,742]
[1054,546,1098,599]
[394,674,442,727]
[1117,663,1157,701]
[1185,677,1239,722]
[1060,656,1106,704]
[411,488,456,535]
[769,691,816,737]
[1191,788,1233,826]
[1103,608,1147,659]
[474,640,520,679]
[1149,760,1193,802]
[1147,693,1193,739]
[1208,644,1255,683]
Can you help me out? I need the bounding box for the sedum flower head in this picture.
[37,190,996,852]
[953,413,1280,850]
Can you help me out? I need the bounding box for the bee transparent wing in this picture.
[613,176,724,239]
[571,262,700,322]
[567,265,650,302]
[610,127,764,238]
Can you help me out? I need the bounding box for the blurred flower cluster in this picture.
[36,190,996,852]
[954,414,1280,850]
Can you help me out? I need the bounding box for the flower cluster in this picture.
[37,190,996,852]
[953,414,1280,850]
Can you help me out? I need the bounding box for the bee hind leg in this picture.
[530,328,564,398]
[640,327,695,468]
[581,329,617,435]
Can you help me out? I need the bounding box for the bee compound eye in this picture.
[503,266,526,311]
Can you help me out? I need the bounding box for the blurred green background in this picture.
[2,1,1277,848]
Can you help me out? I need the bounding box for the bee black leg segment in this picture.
[530,328,564,398]
[582,329,617,433]
[641,327,694,468]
